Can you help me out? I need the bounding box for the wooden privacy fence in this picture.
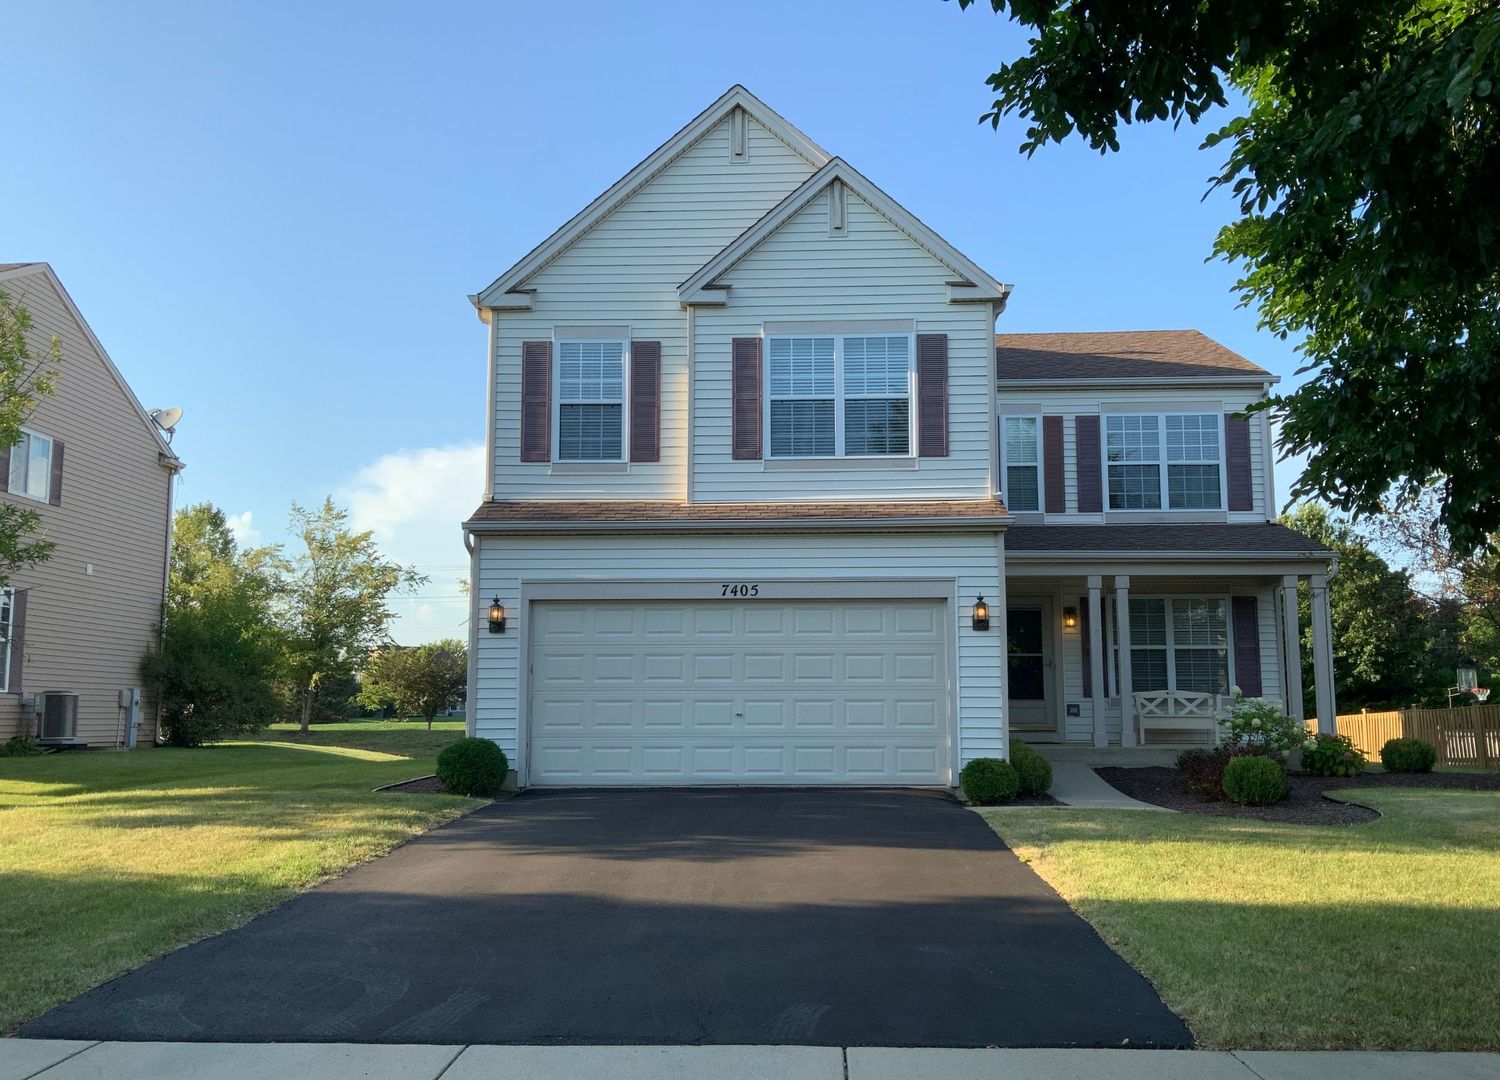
[1312,704,1500,769]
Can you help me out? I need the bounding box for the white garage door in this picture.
[528,599,950,786]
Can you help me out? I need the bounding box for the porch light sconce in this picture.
[972,595,990,632]
[1062,606,1079,630]
[488,597,506,634]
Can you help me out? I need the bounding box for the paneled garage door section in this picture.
[529,599,950,785]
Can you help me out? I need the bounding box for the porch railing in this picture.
[1133,690,1230,742]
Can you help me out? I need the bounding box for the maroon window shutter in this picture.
[916,334,949,457]
[1042,416,1065,513]
[1079,596,1092,698]
[1075,415,1102,513]
[520,341,552,463]
[1231,596,1263,697]
[1225,414,1253,512]
[8,589,26,695]
[630,341,661,463]
[0,441,9,493]
[731,337,762,460]
[47,440,64,506]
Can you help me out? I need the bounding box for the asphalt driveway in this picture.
[22,789,1191,1047]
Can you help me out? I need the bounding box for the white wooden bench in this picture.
[1133,690,1230,744]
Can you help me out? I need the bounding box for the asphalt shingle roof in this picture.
[995,330,1271,381]
[1005,522,1331,555]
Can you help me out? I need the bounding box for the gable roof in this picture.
[679,157,1011,306]
[0,261,182,468]
[995,330,1274,383]
[472,86,831,311]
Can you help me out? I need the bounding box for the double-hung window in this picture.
[8,429,53,502]
[766,334,912,458]
[556,340,625,461]
[1105,414,1222,510]
[1002,416,1041,511]
[1109,597,1231,696]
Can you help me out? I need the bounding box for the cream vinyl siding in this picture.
[1053,579,1284,744]
[997,387,1271,522]
[693,191,996,501]
[0,268,172,745]
[491,116,817,500]
[473,530,1006,778]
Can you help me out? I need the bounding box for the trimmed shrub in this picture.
[1380,737,1437,774]
[960,757,1020,805]
[1222,755,1288,806]
[435,738,509,797]
[1301,733,1367,777]
[1010,740,1053,797]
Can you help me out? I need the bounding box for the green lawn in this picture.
[0,732,477,1034]
[981,787,1500,1050]
[252,718,466,757]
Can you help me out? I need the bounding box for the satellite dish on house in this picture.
[149,407,184,443]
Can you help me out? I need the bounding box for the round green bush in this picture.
[435,738,510,796]
[960,757,1020,805]
[1221,754,1288,806]
[1380,737,1437,774]
[1010,741,1053,797]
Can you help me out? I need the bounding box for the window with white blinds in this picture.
[1002,416,1040,511]
[9,429,53,502]
[1106,413,1223,510]
[556,340,625,461]
[1107,596,1232,696]
[766,334,912,458]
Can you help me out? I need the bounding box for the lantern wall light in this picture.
[488,597,506,634]
[972,595,990,631]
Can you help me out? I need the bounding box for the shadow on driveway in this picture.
[21,788,1191,1048]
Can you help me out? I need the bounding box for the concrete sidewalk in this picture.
[5,1041,1497,1080]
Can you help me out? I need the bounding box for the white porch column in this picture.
[1280,574,1305,721]
[1088,576,1107,748]
[1114,575,1134,746]
[1309,573,1337,733]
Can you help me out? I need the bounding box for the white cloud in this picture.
[226,510,261,548]
[340,442,485,646]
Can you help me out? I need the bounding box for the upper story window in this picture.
[1001,416,1041,512]
[556,340,626,461]
[766,334,912,458]
[0,588,11,693]
[1105,413,1222,510]
[9,429,53,502]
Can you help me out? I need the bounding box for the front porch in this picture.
[1002,558,1338,751]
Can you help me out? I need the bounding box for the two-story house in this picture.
[0,262,181,747]
[462,87,1337,788]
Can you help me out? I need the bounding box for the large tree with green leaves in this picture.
[142,503,285,746]
[957,0,1500,552]
[0,290,60,586]
[280,498,425,733]
[358,639,467,730]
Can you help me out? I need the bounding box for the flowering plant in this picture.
[1216,691,1305,757]
[1301,733,1367,777]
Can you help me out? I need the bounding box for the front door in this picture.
[1007,600,1057,735]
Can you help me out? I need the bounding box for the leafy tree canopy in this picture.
[958,0,1500,551]
[358,639,467,730]
[0,289,60,587]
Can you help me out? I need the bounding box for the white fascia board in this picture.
[3,262,182,468]
[996,374,1280,389]
[464,515,1011,535]
[680,157,1011,306]
[473,86,831,310]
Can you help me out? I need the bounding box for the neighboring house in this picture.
[462,87,1337,788]
[0,262,182,747]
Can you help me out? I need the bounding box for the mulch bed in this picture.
[1096,766,1500,825]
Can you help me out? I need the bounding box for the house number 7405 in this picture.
[721,583,760,597]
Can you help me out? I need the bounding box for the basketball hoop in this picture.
[1474,687,1491,704]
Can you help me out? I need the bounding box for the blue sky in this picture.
[4,0,1307,643]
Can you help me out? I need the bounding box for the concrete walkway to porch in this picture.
[1028,745,1175,810]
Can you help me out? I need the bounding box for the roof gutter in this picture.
[996,375,1280,389]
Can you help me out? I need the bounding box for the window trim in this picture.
[9,427,54,504]
[1105,594,1236,699]
[1000,413,1043,513]
[0,588,12,694]
[1102,411,1227,512]
[763,332,916,460]
[551,338,630,463]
